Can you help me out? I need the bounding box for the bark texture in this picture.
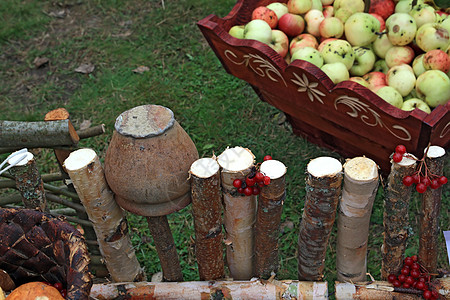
[147,215,184,282]
[90,279,329,300]
[336,157,379,282]
[419,147,446,274]
[64,149,145,282]
[298,157,343,281]
[335,281,423,299]
[381,155,417,279]
[190,158,224,281]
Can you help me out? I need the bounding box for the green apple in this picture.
[348,76,370,88]
[344,12,380,46]
[401,98,431,113]
[372,32,394,59]
[386,13,417,45]
[415,23,450,52]
[373,59,389,74]
[319,17,344,38]
[291,46,324,67]
[243,19,272,45]
[304,9,325,37]
[321,62,350,84]
[350,46,376,76]
[415,70,450,107]
[409,4,436,28]
[288,0,313,14]
[270,29,289,58]
[412,54,426,77]
[386,64,416,96]
[229,25,245,39]
[320,39,355,69]
[266,2,289,20]
[376,86,404,108]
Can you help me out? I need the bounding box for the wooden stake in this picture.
[90,279,329,299]
[8,150,46,211]
[217,146,256,280]
[254,159,287,279]
[297,156,343,281]
[381,153,417,279]
[189,157,224,281]
[64,148,145,282]
[419,145,446,274]
[336,157,379,282]
[146,215,184,282]
[0,119,79,148]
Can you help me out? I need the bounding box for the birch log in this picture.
[189,157,224,281]
[0,119,79,148]
[217,146,256,280]
[254,159,287,279]
[419,145,446,274]
[90,279,329,300]
[8,150,46,211]
[381,153,417,279]
[298,156,343,281]
[64,148,145,282]
[336,157,379,282]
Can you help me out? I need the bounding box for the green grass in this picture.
[0,0,449,298]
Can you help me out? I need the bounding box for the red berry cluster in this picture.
[232,155,272,196]
[387,255,440,299]
[43,281,67,298]
[392,145,448,194]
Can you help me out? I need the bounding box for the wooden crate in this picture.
[197,0,450,172]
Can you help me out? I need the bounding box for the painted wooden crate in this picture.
[197,0,450,172]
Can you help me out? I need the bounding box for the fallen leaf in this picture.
[151,272,163,283]
[33,57,49,68]
[79,119,92,130]
[75,64,95,74]
[132,66,150,74]
[112,30,133,38]
[48,9,67,18]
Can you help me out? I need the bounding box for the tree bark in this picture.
[381,153,417,279]
[297,157,343,281]
[90,279,329,300]
[254,159,287,279]
[336,157,379,282]
[218,147,256,280]
[419,145,446,274]
[189,157,224,281]
[8,151,46,211]
[0,119,79,148]
[64,148,145,282]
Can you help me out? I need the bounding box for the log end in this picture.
[190,157,219,178]
[64,148,97,171]
[8,150,33,166]
[44,108,70,121]
[396,153,417,167]
[344,157,378,181]
[426,145,446,159]
[307,156,343,178]
[260,159,286,179]
[217,147,255,172]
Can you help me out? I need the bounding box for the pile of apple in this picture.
[228,0,450,113]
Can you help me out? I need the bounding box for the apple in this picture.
[291,46,324,67]
[320,39,355,69]
[278,13,305,37]
[372,32,394,59]
[363,71,387,92]
[441,17,450,35]
[243,19,273,45]
[319,17,344,38]
[412,54,426,77]
[288,0,313,14]
[270,29,289,57]
[252,6,278,29]
[373,59,389,73]
[318,38,338,52]
[415,23,450,52]
[401,98,431,113]
[415,70,450,107]
[333,0,365,14]
[348,76,370,88]
[369,0,395,20]
[370,13,386,31]
[344,12,381,46]
[229,25,245,39]
[323,5,334,18]
[423,49,450,73]
[409,4,436,28]
[311,0,323,11]
[304,9,325,37]
[350,46,376,76]
[386,64,416,96]
[321,0,334,5]
[290,33,318,55]
[376,86,404,108]
[321,62,350,84]
[334,8,354,23]
[395,0,414,14]
[266,2,289,20]
[385,46,415,68]
[385,13,417,45]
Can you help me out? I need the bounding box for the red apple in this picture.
[289,33,318,55]
[270,29,290,58]
[278,13,305,37]
[423,49,450,73]
[252,6,278,29]
[368,0,395,20]
[370,13,385,31]
[363,71,387,92]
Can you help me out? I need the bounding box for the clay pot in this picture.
[104,105,199,216]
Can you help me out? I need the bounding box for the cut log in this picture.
[254,159,287,279]
[189,157,224,281]
[217,146,256,280]
[8,150,46,211]
[336,157,379,282]
[0,119,79,148]
[419,145,446,274]
[64,148,145,282]
[89,279,329,300]
[297,156,343,281]
[381,153,417,279]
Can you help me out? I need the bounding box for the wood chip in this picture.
[132,66,150,73]
[75,64,95,74]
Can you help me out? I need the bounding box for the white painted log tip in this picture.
[7,150,33,166]
[260,159,286,179]
[398,153,417,166]
[217,146,255,172]
[190,157,219,178]
[425,145,446,159]
[307,156,343,177]
[64,148,97,171]
[344,157,378,181]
